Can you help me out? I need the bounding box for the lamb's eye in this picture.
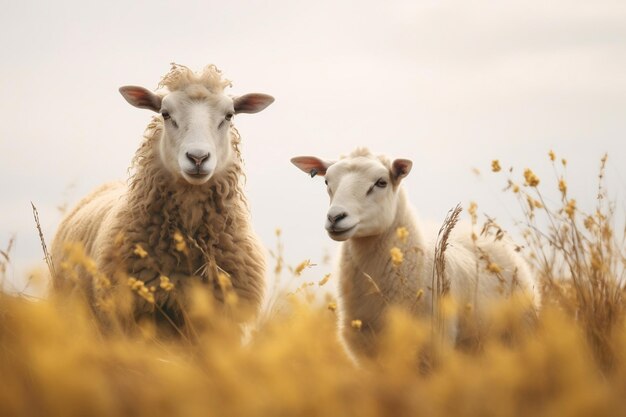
[225,113,233,121]
[375,178,388,188]
[324,179,328,185]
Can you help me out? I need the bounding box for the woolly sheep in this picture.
[51,64,274,331]
[292,148,540,358]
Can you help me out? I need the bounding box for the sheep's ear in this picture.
[391,159,412,182]
[234,93,275,114]
[119,86,162,113]
[291,156,334,178]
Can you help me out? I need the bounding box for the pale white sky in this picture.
[1,0,625,293]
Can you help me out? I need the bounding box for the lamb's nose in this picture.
[327,211,348,225]
[186,152,210,167]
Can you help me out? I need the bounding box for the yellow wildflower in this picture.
[491,160,501,172]
[564,199,576,220]
[318,274,331,286]
[159,275,175,291]
[549,150,556,161]
[294,259,312,276]
[390,247,404,267]
[584,216,595,230]
[523,169,540,187]
[133,244,148,259]
[327,302,337,312]
[217,272,238,305]
[173,231,186,252]
[468,201,478,224]
[351,319,362,330]
[558,178,567,195]
[512,184,520,193]
[561,158,567,166]
[275,228,282,237]
[487,262,502,274]
[140,288,153,302]
[127,277,155,304]
[396,227,409,244]
[217,272,232,290]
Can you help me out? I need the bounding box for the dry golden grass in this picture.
[1,152,625,417]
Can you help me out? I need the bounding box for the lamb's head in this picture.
[119,64,274,185]
[291,149,412,241]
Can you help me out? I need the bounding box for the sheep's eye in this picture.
[162,111,178,128]
[324,179,328,185]
[375,178,388,188]
[225,113,233,121]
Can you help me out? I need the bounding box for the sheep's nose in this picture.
[327,208,348,225]
[186,151,210,167]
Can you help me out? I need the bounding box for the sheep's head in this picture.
[120,81,273,185]
[291,150,412,241]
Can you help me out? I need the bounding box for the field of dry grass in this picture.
[1,152,625,417]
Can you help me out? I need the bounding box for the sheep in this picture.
[51,63,274,332]
[291,148,540,358]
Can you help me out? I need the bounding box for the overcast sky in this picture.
[1,0,625,294]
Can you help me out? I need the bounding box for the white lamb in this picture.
[51,64,274,331]
[292,148,540,358]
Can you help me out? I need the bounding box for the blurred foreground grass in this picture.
[1,152,625,417]
[2,292,626,417]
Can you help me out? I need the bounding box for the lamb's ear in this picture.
[291,156,334,178]
[119,86,162,112]
[234,93,275,114]
[391,159,413,182]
